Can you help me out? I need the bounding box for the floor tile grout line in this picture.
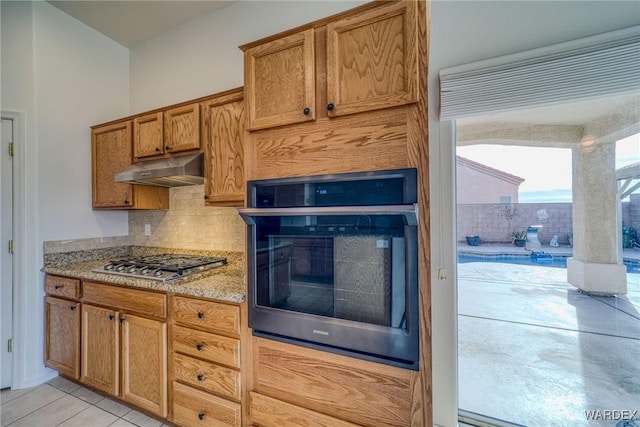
[586,293,640,321]
[459,313,640,341]
[4,386,71,427]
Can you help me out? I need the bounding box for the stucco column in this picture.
[567,141,627,295]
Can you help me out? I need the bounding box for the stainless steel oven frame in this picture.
[239,168,420,369]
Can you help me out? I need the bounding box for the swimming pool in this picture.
[458,253,640,274]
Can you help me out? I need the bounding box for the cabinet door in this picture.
[202,92,245,206]
[164,103,200,154]
[244,29,315,130]
[326,1,418,117]
[121,314,168,418]
[45,297,80,380]
[133,112,164,158]
[92,121,134,208]
[81,304,119,396]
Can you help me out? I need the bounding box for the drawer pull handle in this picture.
[198,412,205,421]
[196,343,203,351]
[197,374,204,381]
[197,311,204,319]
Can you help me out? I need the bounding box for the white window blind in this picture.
[439,26,640,121]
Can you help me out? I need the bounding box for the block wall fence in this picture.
[457,194,640,244]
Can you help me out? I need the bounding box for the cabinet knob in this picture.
[198,412,205,421]
[196,343,203,351]
[197,374,204,381]
[197,311,204,319]
[203,195,208,200]
[120,317,126,324]
[69,306,76,311]
[327,103,335,111]
[109,314,115,320]
[165,146,170,151]
[54,285,62,290]
[155,147,161,152]
[124,200,130,205]
[303,107,311,116]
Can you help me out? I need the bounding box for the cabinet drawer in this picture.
[172,325,240,369]
[172,296,240,337]
[45,275,80,300]
[83,282,166,318]
[172,353,241,401]
[172,381,241,427]
[250,392,360,427]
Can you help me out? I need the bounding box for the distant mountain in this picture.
[519,189,572,203]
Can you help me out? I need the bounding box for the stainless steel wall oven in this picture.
[239,168,419,369]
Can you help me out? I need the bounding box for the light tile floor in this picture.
[0,377,168,427]
[458,258,640,427]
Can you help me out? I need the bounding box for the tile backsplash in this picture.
[129,185,245,252]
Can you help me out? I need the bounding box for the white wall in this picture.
[428,2,640,425]
[130,0,368,112]
[1,1,130,387]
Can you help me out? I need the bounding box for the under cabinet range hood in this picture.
[115,153,204,187]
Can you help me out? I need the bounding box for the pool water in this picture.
[458,253,640,274]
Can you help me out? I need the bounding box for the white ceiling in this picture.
[47,1,233,48]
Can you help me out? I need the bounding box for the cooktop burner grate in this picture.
[93,253,228,282]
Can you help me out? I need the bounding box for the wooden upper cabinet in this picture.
[164,103,201,154]
[92,121,169,210]
[133,112,164,159]
[326,1,418,117]
[92,121,134,209]
[202,90,245,207]
[244,29,315,131]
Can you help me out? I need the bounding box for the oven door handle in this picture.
[238,204,418,225]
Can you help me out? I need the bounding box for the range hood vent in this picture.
[115,153,204,187]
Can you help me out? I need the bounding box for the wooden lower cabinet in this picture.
[169,295,242,427]
[250,392,360,427]
[81,304,120,396]
[45,296,81,380]
[121,314,168,418]
[252,338,413,427]
[80,287,168,418]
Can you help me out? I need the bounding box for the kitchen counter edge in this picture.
[42,259,246,304]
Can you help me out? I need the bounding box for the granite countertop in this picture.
[42,246,246,303]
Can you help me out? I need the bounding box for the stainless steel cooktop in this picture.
[92,253,227,282]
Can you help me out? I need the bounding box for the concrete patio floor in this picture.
[457,250,640,427]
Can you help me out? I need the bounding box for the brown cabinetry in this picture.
[252,337,413,427]
[133,112,164,158]
[133,103,201,159]
[92,121,169,210]
[326,1,418,117]
[164,103,201,154]
[202,89,246,206]
[80,282,168,418]
[242,1,417,131]
[169,296,242,427]
[244,30,315,131]
[45,295,81,380]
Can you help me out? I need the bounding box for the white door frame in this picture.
[1,111,25,390]
[1,116,14,388]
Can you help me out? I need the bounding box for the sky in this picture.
[456,133,639,203]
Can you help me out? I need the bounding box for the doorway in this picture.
[454,104,640,426]
[1,116,14,389]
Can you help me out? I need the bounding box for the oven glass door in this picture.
[244,206,417,330]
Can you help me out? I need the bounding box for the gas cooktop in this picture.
[92,253,227,282]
